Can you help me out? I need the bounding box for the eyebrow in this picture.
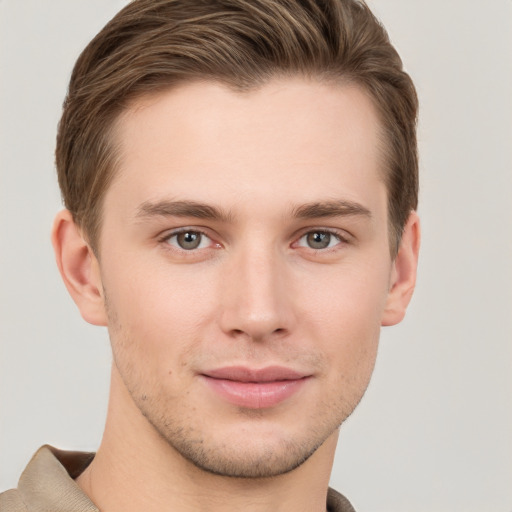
[135,198,371,223]
[291,200,372,220]
[135,200,233,222]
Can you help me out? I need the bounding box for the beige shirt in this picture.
[0,446,355,512]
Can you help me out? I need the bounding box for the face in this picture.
[96,79,395,478]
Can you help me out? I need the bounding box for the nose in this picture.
[219,244,296,342]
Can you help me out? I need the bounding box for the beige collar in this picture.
[16,445,98,512]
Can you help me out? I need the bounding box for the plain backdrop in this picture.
[1,1,511,511]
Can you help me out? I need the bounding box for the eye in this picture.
[165,230,212,250]
[297,230,342,250]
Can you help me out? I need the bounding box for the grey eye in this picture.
[175,231,203,250]
[296,230,342,250]
[306,231,332,249]
[164,229,216,253]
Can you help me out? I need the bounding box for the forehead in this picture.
[107,78,385,218]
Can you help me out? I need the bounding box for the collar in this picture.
[16,445,98,512]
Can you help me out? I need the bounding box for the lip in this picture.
[200,366,310,409]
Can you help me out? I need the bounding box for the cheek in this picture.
[309,289,382,411]
[319,299,380,383]
[102,261,218,366]
[297,261,389,373]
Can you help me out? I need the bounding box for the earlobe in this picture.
[51,210,108,326]
[381,211,421,326]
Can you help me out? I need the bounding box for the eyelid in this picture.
[293,226,352,244]
[159,225,209,239]
[158,226,221,250]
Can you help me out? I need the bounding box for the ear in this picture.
[51,210,108,326]
[381,211,421,326]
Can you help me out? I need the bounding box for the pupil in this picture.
[178,231,201,249]
[307,231,330,249]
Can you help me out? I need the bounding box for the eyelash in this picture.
[293,228,350,252]
[159,228,217,252]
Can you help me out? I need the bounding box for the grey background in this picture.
[1,1,511,510]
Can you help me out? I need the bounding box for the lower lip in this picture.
[201,376,308,409]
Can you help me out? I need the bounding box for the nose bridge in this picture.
[220,239,293,340]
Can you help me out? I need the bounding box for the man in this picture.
[0,0,419,510]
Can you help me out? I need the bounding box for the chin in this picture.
[163,429,326,479]
[140,399,346,479]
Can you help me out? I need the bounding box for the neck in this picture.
[77,365,338,512]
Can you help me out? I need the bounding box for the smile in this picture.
[200,366,311,409]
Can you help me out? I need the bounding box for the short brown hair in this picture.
[56,0,418,254]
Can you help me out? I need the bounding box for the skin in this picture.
[53,78,420,512]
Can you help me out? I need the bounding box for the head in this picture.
[52,0,420,480]
[56,0,418,257]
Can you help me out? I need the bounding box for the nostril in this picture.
[228,326,287,340]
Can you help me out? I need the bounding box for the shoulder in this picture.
[327,487,357,512]
[0,445,97,512]
[0,488,29,512]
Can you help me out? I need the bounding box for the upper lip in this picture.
[202,366,307,383]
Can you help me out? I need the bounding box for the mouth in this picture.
[200,366,311,409]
